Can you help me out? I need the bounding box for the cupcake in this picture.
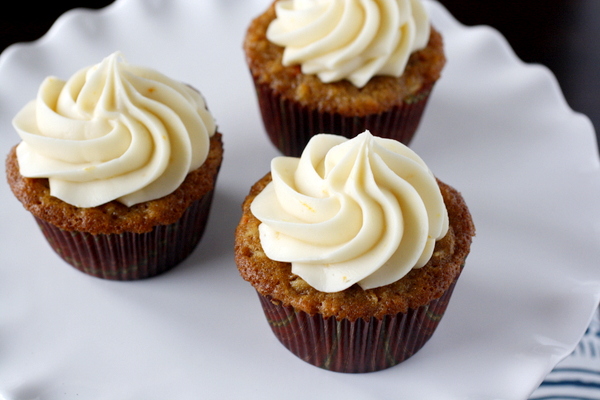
[244,0,446,156]
[5,52,224,280]
[235,131,474,373]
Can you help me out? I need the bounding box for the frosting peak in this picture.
[266,0,430,87]
[13,52,216,208]
[251,131,448,293]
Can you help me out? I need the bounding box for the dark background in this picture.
[1,0,598,152]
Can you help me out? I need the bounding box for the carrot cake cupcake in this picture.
[244,0,446,156]
[6,52,224,280]
[235,131,474,372]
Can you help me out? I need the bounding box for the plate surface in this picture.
[1,1,599,399]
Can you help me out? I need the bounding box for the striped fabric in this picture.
[530,308,600,400]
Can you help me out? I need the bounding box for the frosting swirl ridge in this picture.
[251,131,448,292]
[266,0,430,87]
[13,52,216,208]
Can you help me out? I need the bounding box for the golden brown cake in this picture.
[6,133,223,236]
[244,0,446,156]
[236,172,474,321]
[6,133,223,280]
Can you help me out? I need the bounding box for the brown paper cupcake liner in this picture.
[257,267,462,373]
[34,189,215,280]
[254,81,435,157]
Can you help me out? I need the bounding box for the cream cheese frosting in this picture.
[251,131,448,293]
[266,0,431,88]
[13,51,216,208]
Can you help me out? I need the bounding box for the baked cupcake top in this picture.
[235,169,474,321]
[267,0,431,88]
[6,133,223,235]
[12,52,216,208]
[250,131,448,293]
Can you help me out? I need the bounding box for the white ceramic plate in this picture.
[1,1,599,399]
[530,309,600,399]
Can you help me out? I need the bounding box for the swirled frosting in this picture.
[266,0,430,88]
[13,52,216,208]
[251,131,448,292]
